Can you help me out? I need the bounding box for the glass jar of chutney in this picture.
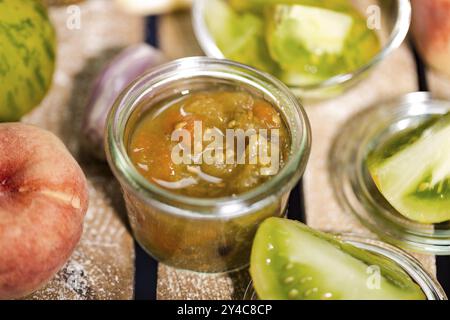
[106,57,311,272]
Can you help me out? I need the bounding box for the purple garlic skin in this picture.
[82,43,167,160]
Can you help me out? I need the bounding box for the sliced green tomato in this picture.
[264,1,380,86]
[278,5,353,54]
[266,4,353,76]
[205,0,278,73]
[250,218,426,300]
[368,114,450,223]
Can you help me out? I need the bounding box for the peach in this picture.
[412,0,450,77]
[0,123,88,299]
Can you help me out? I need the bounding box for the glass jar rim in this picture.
[330,91,450,254]
[106,57,311,217]
[191,0,411,92]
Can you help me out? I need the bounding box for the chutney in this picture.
[128,90,291,198]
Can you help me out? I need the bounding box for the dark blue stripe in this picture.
[287,181,307,223]
[145,16,159,47]
[134,242,158,300]
[134,17,160,301]
[411,41,429,92]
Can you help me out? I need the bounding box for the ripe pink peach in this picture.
[0,123,88,299]
[412,0,450,77]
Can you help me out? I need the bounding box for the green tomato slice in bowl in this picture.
[368,113,450,224]
[204,0,277,74]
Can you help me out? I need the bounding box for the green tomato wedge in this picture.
[250,218,426,300]
[368,114,450,224]
[205,0,277,73]
[274,5,354,55]
[264,1,379,86]
[265,4,353,83]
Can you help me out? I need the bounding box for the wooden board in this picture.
[158,11,204,59]
[157,267,251,300]
[428,70,450,100]
[23,0,144,300]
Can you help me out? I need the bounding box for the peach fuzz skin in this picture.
[0,123,88,299]
[412,0,450,77]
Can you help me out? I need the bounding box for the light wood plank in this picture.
[23,0,144,300]
[428,70,450,100]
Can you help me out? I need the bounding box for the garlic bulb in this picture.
[82,44,167,160]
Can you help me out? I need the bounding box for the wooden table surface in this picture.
[25,0,143,300]
[26,0,450,300]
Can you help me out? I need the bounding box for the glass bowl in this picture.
[243,234,447,300]
[329,92,450,255]
[192,0,412,100]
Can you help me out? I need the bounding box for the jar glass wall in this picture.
[106,57,311,272]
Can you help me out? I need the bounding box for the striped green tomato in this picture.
[0,0,56,121]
